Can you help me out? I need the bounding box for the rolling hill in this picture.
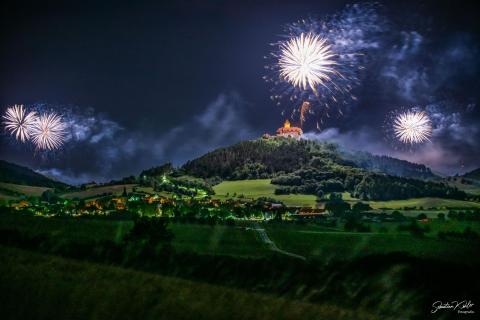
[343,151,437,179]
[181,138,466,201]
[0,160,68,189]
[463,168,480,181]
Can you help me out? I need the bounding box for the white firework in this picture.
[278,33,339,92]
[2,104,36,142]
[30,112,66,150]
[393,111,432,144]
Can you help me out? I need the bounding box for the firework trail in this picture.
[299,101,311,127]
[2,105,37,142]
[265,3,384,126]
[30,112,66,150]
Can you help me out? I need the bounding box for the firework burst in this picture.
[392,110,432,144]
[278,33,339,92]
[30,112,66,150]
[2,105,37,142]
[265,3,384,126]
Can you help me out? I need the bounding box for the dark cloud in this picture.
[33,92,257,184]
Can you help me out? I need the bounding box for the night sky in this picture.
[1,0,479,184]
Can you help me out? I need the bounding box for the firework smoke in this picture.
[2,105,36,142]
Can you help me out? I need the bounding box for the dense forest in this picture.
[182,138,466,201]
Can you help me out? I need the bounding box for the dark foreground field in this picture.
[0,246,377,320]
[0,212,479,319]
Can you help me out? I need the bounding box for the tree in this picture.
[416,213,427,220]
[324,193,350,217]
[352,202,372,213]
[391,210,406,221]
[41,190,60,204]
[123,217,174,258]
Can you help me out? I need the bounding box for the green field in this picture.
[213,181,480,210]
[61,184,138,199]
[0,246,373,320]
[324,192,480,211]
[2,213,479,263]
[213,179,317,207]
[0,182,51,197]
[0,192,17,201]
[0,214,267,258]
[446,177,480,195]
[0,213,132,242]
[170,224,269,257]
[265,224,480,264]
[367,197,480,209]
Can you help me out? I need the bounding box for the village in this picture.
[4,187,335,223]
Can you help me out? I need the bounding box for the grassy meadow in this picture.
[213,179,317,207]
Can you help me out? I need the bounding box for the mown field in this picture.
[0,182,51,198]
[0,246,375,320]
[213,179,317,207]
[213,179,480,210]
[60,184,138,199]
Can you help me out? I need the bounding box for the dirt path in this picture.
[251,222,306,260]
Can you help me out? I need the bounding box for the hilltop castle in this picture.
[263,119,303,140]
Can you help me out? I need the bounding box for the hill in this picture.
[463,168,480,181]
[182,138,466,201]
[0,160,68,189]
[343,151,437,180]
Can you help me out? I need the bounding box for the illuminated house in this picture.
[14,200,30,210]
[276,120,303,139]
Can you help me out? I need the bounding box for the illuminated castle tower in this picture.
[275,119,303,139]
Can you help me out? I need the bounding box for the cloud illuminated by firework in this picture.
[2,105,36,142]
[279,33,339,92]
[30,112,66,150]
[393,110,432,144]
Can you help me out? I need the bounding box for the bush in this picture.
[397,221,428,237]
[416,213,428,220]
[438,227,480,241]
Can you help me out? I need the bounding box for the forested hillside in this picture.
[464,168,480,181]
[0,160,68,189]
[182,138,466,201]
[344,152,436,179]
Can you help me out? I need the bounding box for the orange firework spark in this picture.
[299,101,311,127]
